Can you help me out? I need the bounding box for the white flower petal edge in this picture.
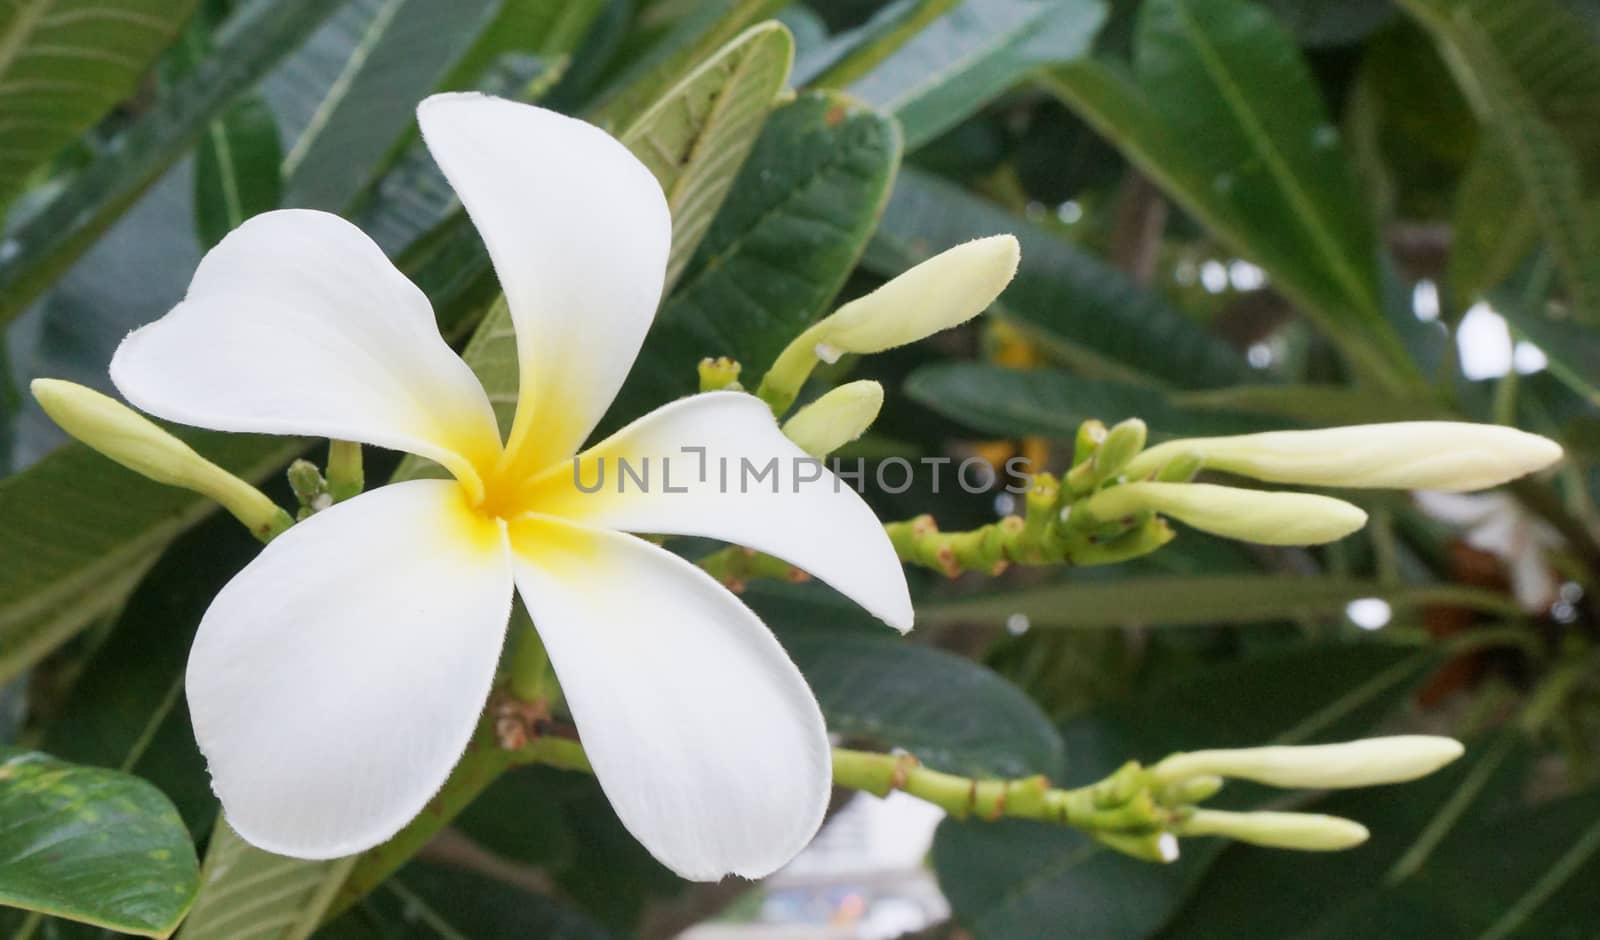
[109,210,501,490]
[417,93,672,476]
[529,391,914,632]
[509,516,830,880]
[187,480,513,859]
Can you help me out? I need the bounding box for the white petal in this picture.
[509,517,830,880]
[111,210,501,489]
[188,479,513,859]
[525,391,913,632]
[416,93,671,473]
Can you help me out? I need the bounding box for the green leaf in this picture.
[318,860,620,939]
[619,20,795,289]
[38,513,262,841]
[589,0,789,129]
[434,0,607,93]
[0,0,201,212]
[1300,785,1600,938]
[931,643,1433,940]
[796,0,961,88]
[193,97,283,250]
[1040,0,1414,390]
[612,89,901,419]
[751,583,1065,777]
[1168,383,1450,425]
[177,822,351,940]
[843,0,1108,150]
[1399,0,1600,323]
[0,432,302,685]
[1446,139,1539,310]
[903,363,1274,441]
[0,750,199,937]
[1498,291,1600,406]
[920,574,1524,630]
[1258,0,1397,46]
[266,0,500,211]
[0,0,334,328]
[870,166,1250,389]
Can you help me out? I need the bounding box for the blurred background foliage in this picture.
[3,0,1600,937]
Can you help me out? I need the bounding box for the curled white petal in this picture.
[525,391,913,632]
[110,210,501,490]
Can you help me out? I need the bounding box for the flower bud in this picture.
[1129,422,1562,493]
[1082,482,1367,546]
[812,235,1020,354]
[1092,418,1147,481]
[1178,810,1368,851]
[782,380,884,457]
[1152,736,1464,790]
[31,379,292,540]
[757,235,1019,412]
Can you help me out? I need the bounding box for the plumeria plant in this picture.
[4,1,1600,938]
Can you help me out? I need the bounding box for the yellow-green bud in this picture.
[31,379,292,541]
[1153,450,1204,482]
[781,380,885,457]
[1073,419,1108,468]
[1082,482,1367,545]
[1166,774,1225,804]
[1091,418,1147,481]
[810,235,1019,354]
[1153,736,1464,790]
[1177,810,1369,851]
[757,235,1019,412]
[1128,422,1562,493]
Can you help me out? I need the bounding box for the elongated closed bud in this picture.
[814,235,1019,354]
[31,379,292,541]
[758,235,1020,411]
[782,380,885,457]
[1153,736,1464,790]
[1177,810,1368,851]
[1128,422,1562,493]
[1082,482,1367,546]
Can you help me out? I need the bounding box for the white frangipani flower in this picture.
[106,93,913,880]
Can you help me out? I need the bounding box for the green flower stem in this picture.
[326,440,364,502]
[698,546,812,591]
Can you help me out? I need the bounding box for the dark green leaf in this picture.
[1041,0,1415,389]
[1400,0,1600,323]
[318,859,620,939]
[0,431,302,685]
[871,167,1249,388]
[920,574,1524,629]
[0,0,202,212]
[193,97,282,250]
[844,0,1108,149]
[903,363,1273,441]
[0,0,335,327]
[752,583,1065,777]
[265,0,499,211]
[607,90,902,424]
[1301,785,1600,938]
[932,643,1433,940]
[0,750,199,937]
